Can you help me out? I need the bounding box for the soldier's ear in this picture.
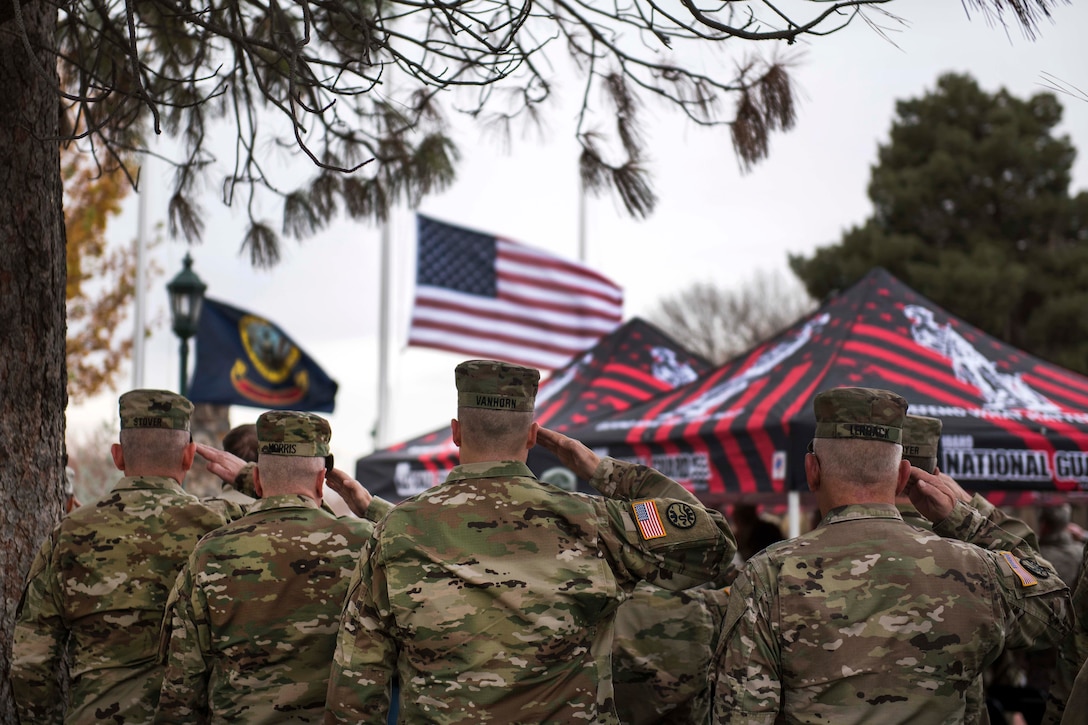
[525,422,539,450]
[253,466,264,498]
[804,451,821,493]
[451,418,462,447]
[180,441,197,472]
[110,443,125,472]
[894,459,911,496]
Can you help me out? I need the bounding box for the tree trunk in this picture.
[0,1,67,720]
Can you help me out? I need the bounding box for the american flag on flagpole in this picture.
[408,215,624,370]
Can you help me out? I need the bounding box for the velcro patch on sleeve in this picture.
[632,500,667,540]
[999,551,1038,588]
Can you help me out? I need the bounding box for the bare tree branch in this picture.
[2,0,1066,263]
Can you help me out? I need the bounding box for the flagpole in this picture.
[375,215,393,449]
[577,172,587,264]
[132,160,149,389]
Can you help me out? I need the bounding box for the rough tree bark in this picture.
[0,0,67,719]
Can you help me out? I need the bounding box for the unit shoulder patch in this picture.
[998,551,1039,588]
[665,502,697,530]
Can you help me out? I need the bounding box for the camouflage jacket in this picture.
[898,494,1046,725]
[154,494,375,724]
[12,475,234,724]
[612,581,729,725]
[713,501,1074,725]
[324,458,737,725]
[1058,540,1088,723]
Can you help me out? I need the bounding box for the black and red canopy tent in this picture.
[355,318,713,501]
[560,268,1088,505]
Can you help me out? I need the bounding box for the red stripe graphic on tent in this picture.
[595,377,662,402]
[853,323,986,374]
[1027,366,1088,398]
[622,376,708,444]
[744,362,811,493]
[698,377,769,493]
[599,395,629,410]
[843,341,980,399]
[601,363,675,393]
[535,396,565,426]
[874,367,1058,462]
[1021,375,1088,413]
[847,338,1086,460]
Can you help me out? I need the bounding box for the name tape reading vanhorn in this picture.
[475,395,518,410]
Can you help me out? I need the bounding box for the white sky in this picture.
[66,2,1088,468]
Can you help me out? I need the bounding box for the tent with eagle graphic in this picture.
[557,268,1088,505]
[355,317,713,501]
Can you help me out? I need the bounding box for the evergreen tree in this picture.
[790,72,1088,374]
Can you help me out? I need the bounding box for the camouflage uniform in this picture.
[713,388,1075,725]
[325,360,737,725]
[1056,539,1088,723]
[12,390,233,724]
[155,411,379,724]
[612,581,729,725]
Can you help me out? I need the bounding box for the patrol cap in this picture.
[256,411,331,457]
[455,359,539,413]
[119,389,193,431]
[903,414,942,473]
[813,387,907,445]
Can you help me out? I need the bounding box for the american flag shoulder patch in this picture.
[632,500,667,540]
[999,551,1038,587]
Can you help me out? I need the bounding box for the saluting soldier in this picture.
[713,387,1076,724]
[155,411,389,723]
[12,390,236,723]
[325,359,737,724]
[612,579,730,724]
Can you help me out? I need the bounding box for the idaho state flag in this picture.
[188,298,338,412]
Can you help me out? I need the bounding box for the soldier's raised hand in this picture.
[196,443,247,483]
[536,427,600,480]
[325,467,373,517]
[906,466,959,523]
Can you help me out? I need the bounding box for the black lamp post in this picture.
[166,253,207,397]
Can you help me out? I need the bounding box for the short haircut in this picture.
[119,428,191,468]
[457,407,533,456]
[814,438,902,487]
[1040,504,1072,529]
[256,454,324,494]
[223,424,259,462]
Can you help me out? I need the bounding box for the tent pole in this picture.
[787,491,801,538]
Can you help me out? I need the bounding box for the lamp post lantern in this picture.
[166,253,207,397]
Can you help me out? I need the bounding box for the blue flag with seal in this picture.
[188,297,338,412]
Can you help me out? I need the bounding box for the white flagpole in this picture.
[132,160,149,389]
[375,215,393,449]
[577,172,587,264]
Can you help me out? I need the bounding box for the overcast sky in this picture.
[66,1,1088,468]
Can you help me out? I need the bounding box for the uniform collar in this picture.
[446,460,536,483]
[247,494,321,513]
[822,502,904,526]
[114,475,186,493]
